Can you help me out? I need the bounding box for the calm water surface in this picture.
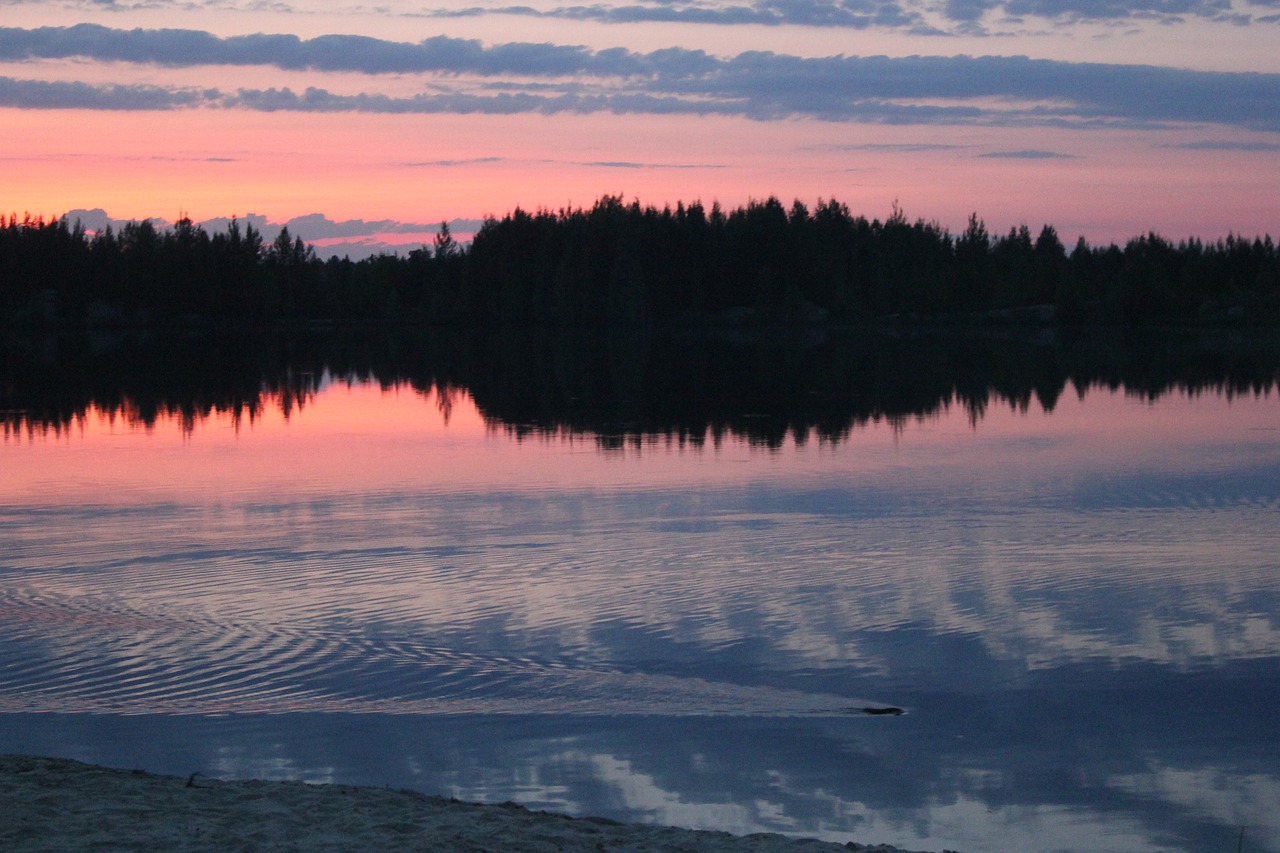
[2,378,1278,852]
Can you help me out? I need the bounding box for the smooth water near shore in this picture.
[3,373,1279,852]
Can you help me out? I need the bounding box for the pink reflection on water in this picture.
[2,380,1277,507]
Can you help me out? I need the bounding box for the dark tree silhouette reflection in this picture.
[3,328,1277,447]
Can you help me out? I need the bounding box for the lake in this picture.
[2,329,1278,852]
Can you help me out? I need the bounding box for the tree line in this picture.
[2,196,1278,328]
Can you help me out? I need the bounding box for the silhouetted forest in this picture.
[3,196,1278,328]
[5,328,1278,448]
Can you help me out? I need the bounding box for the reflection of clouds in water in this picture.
[587,753,758,832]
[532,750,1190,852]
[1108,766,1280,850]
[913,793,1171,853]
[3,482,1279,701]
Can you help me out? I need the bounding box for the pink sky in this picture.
[2,0,1279,253]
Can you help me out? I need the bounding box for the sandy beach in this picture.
[1,754,948,853]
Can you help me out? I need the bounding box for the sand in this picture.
[1,754,949,853]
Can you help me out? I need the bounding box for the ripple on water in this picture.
[0,584,868,717]
[3,480,1278,715]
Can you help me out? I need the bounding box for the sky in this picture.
[1,0,1279,256]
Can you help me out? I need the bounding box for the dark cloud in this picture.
[279,212,486,240]
[413,0,1273,27]
[5,0,1267,30]
[944,0,990,21]
[0,24,647,77]
[281,213,419,239]
[940,0,1245,21]
[655,52,1280,129]
[0,75,205,109]
[1007,0,1230,14]
[2,26,1279,131]
[61,208,114,231]
[224,86,569,115]
[424,0,932,29]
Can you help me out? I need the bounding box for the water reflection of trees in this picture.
[3,328,1278,445]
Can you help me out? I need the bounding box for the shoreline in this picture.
[2,754,948,852]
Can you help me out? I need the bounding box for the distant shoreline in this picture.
[0,754,945,853]
[5,198,1278,330]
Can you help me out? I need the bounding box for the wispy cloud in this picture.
[406,154,723,169]
[3,26,1280,130]
[978,148,1075,157]
[820,142,970,151]
[574,159,727,168]
[403,156,505,167]
[1159,139,1280,149]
